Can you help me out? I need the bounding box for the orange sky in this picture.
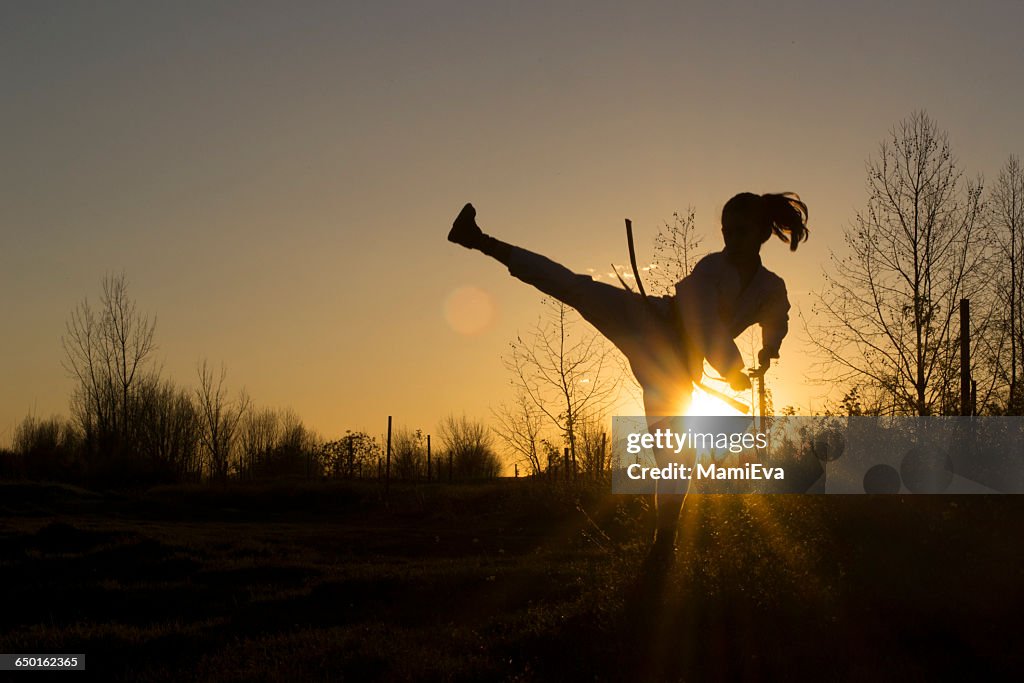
[4,2,1024,446]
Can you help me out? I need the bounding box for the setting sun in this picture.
[686,385,749,417]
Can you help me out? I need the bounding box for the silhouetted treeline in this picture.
[0,402,322,488]
[0,274,508,487]
[0,273,501,488]
[0,403,507,488]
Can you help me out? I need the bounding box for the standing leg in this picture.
[643,388,693,555]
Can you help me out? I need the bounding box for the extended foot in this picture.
[448,202,483,248]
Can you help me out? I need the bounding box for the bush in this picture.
[12,415,84,482]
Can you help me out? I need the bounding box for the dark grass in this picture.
[0,480,1021,681]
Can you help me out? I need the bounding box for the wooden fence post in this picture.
[385,416,392,496]
[600,432,607,479]
[960,299,972,416]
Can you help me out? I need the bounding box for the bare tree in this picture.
[135,375,202,482]
[62,272,157,458]
[491,389,547,475]
[239,406,281,479]
[991,155,1024,413]
[506,299,621,464]
[648,208,706,295]
[196,360,250,483]
[809,111,987,415]
[103,274,158,438]
[276,409,321,478]
[573,411,609,477]
[235,406,321,479]
[12,414,82,481]
[391,427,425,480]
[438,414,501,479]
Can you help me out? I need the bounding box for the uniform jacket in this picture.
[673,250,790,380]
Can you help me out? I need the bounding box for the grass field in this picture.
[1,480,1021,681]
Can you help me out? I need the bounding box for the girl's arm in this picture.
[757,280,791,370]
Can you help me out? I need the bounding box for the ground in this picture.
[0,480,1021,681]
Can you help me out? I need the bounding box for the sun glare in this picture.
[685,385,747,417]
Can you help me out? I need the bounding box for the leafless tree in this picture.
[238,406,281,479]
[990,155,1024,413]
[491,389,547,475]
[276,409,321,478]
[438,414,501,479]
[391,426,425,480]
[11,414,82,480]
[62,272,157,457]
[648,208,706,295]
[809,111,988,415]
[505,299,621,465]
[235,406,321,479]
[196,360,250,483]
[134,375,202,481]
[573,411,609,477]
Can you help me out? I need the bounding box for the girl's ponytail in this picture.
[760,192,809,251]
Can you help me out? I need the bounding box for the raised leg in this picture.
[450,204,666,359]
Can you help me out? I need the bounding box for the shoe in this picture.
[448,203,483,248]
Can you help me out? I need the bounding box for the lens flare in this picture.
[443,286,496,336]
[685,386,746,417]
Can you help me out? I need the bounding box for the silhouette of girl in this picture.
[448,193,808,555]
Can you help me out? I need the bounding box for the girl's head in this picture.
[721,192,809,255]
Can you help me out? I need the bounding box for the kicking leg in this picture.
[449,203,513,264]
[449,203,656,352]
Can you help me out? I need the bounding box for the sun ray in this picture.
[685,385,747,417]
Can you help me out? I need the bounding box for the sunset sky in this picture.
[4,1,1023,445]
